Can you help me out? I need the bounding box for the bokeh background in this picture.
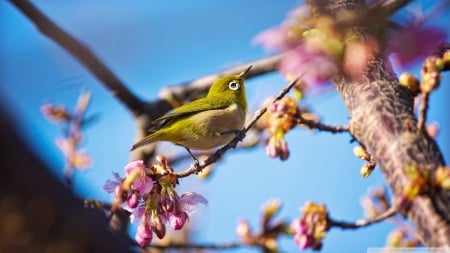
[1,1,449,252]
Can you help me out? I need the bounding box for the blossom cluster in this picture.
[253,3,447,88]
[290,202,328,251]
[253,6,339,87]
[260,97,300,160]
[236,199,290,252]
[41,92,92,174]
[103,158,208,246]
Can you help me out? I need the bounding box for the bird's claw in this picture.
[234,130,246,140]
[221,129,246,140]
[193,159,200,168]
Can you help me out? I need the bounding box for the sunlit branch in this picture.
[417,42,450,131]
[158,53,284,102]
[175,76,302,178]
[367,0,412,16]
[328,207,397,229]
[10,0,146,116]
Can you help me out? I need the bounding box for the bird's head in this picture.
[207,65,252,109]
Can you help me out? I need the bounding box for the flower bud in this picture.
[150,214,166,239]
[353,146,370,161]
[262,199,282,224]
[169,212,189,230]
[421,71,441,93]
[127,191,140,209]
[398,72,420,95]
[360,163,375,178]
[434,166,450,190]
[135,223,152,247]
[443,50,450,69]
[236,219,251,239]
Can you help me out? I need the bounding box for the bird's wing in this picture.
[151,97,231,125]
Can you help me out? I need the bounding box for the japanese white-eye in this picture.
[131,66,252,154]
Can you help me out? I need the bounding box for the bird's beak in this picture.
[239,65,253,79]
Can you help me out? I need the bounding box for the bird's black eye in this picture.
[228,80,239,91]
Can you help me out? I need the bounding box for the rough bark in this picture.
[324,0,450,246]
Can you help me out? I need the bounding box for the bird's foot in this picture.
[183,146,200,166]
[221,129,246,140]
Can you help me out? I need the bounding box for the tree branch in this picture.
[144,242,245,251]
[175,76,302,178]
[416,92,430,131]
[9,0,146,116]
[367,0,412,15]
[296,116,349,134]
[329,207,397,229]
[321,0,450,246]
[158,54,284,102]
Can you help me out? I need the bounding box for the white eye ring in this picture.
[228,80,240,91]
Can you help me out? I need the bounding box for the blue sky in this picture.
[1,1,449,252]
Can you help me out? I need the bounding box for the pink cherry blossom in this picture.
[178,192,208,215]
[102,172,122,193]
[388,26,446,67]
[280,46,338,86]
[125,160,154,195]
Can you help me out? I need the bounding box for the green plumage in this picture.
[131,66,251,151]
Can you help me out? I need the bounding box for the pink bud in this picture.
[169,212,189,230]
[135,223,152,247]
[127,191,140,209]
[150,215,166,239]
[159,195,175,213]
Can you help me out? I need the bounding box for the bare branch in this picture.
[367,0,412,15]
[296,116,349,134]
[328,207,397,229]
[144,242,245,251]
[175,76,302,178]
[10,0,146,116]
[158,53,284,102]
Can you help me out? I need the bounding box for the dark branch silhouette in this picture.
[10,0,146,116]
[0,105,134,253]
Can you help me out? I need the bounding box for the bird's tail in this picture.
[130,134,157,151]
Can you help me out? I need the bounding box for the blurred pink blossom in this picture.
[280,46,338,86]
[388,26,446,67]
[135,223,152,247]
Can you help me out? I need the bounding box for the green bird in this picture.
[131,66,252,159]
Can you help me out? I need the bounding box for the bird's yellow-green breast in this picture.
[130,66,251,151]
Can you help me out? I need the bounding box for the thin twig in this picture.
[328,206,397,229]
[367,0,412,16]
[10,0,145,116]
[417,90,430,132]
[143,242,246,251]
[175,76,302,178]
[296,116,349,133]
